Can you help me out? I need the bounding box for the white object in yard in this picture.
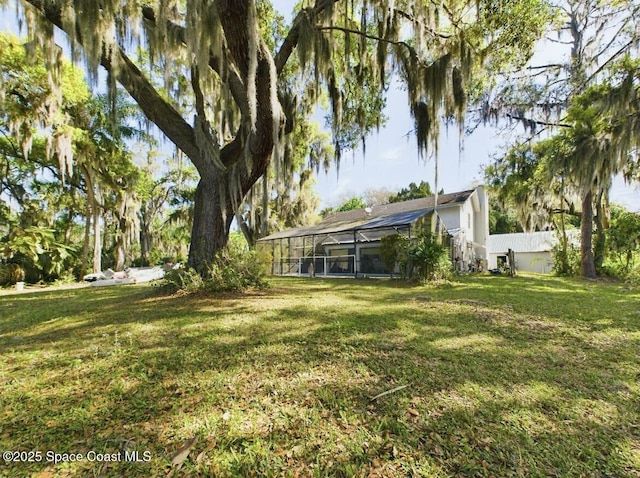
[90,277,138,287]
[127,266,166,283]
[87,265,166,287]
[15,281,24,291]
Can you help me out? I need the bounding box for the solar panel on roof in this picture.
[357,208,433,229]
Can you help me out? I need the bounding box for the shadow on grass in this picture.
[1,276,638,477]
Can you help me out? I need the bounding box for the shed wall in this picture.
[488,251,553,273]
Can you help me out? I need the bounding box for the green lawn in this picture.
[1,275,639,477]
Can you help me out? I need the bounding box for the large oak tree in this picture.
[3,0,551,271]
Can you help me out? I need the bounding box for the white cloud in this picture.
[378,147,403,162]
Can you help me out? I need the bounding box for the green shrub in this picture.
[160,245,270,294]
[380,233,411,278]
[601,254,640,282]
[0,227,77,283]
[161,267,206,294]
[205,247,270,292]
[409,233,451,282]
[626,264,640,285]
[431,249,454,282]
[378,233,451,282]
[0,263,26,286]
[607,209,640,275]
[552,242,581,276]
[51,270,78,286]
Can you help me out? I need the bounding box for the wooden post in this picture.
[508,248,516,277]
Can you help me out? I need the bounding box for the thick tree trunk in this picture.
[139,209,152,266]
[580,190,597,279]
[115,244,126,271]
[559,198,569,274]
[92,205,102,273]
[187,171,234,272]
[81,165,102,273]
[594,190,606,273]
[115,217,127,271]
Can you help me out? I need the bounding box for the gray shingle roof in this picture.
[257,189,475,241]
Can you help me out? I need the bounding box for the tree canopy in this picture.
[484,0,640,278]
[388,180,435,203]
[3,0,554,271]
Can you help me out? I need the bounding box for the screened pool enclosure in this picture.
[257,219,419,277]
[256,189,487,277]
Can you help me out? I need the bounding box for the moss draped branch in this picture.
[21,0,207,173]
[274,0,340,74]
[140,5,248,118]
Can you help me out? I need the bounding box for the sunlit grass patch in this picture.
[0,275,639,476]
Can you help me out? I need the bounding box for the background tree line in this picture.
[1,0,638,284]
[483,0,640,278]
[0,33,196,284]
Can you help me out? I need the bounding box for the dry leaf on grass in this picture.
[195,441,217,463]
[170,436,198,466]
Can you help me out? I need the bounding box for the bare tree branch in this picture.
[506,113,573,128]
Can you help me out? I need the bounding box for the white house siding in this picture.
[461,199,476,238]
[473,187,489,261]
[438,187,489,272]
[438,206,466,271]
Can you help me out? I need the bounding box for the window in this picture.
[359,246,388,274]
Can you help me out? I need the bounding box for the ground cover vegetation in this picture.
[1,275,638,477]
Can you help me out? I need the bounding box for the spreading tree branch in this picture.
[21,0,206,173]
[275,0,340,74]
[504,113,572,130]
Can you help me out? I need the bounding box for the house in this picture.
[488,231,574,274]
[256,186,489,277]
